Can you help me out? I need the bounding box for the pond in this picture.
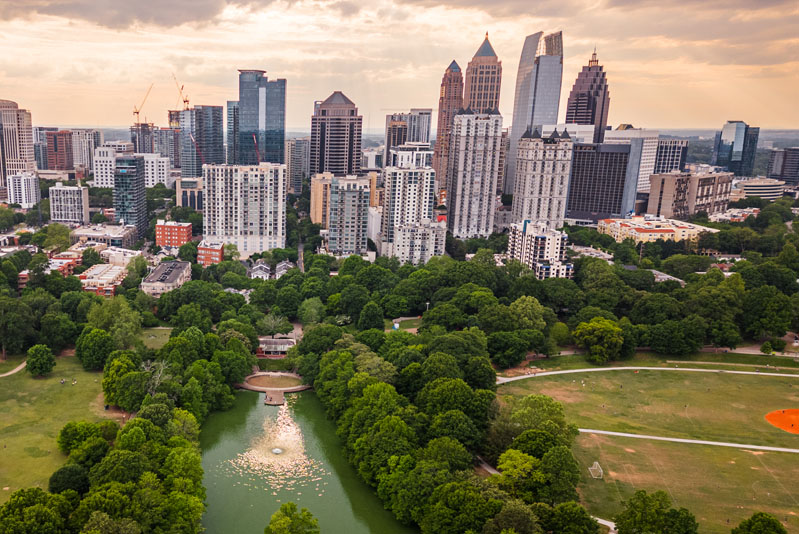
[200,391,418,533]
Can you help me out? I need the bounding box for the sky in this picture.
[0,0,797,132]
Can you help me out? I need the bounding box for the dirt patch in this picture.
[765,409,799,434]
[91,392,131,424]
[245,375,303,389]
[625,448,637,453]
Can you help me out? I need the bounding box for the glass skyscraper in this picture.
[237,70,286,165]
[113,155,147,238]
[179,105,224,178]
[712,120,759,177]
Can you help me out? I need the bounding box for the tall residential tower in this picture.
[432,61,463,188]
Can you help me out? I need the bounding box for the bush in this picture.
[770,338,787,353]
[26,344,56,376]
[760,341,773,355]
[48,464,90,495]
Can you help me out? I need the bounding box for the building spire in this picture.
[589,46,598,67]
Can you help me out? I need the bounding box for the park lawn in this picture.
[499,369,799,449]
[0,356,112,504]
[140,327,173,350]
[384,318,422,330]
[573,433,799,534]
[0,355,25,375]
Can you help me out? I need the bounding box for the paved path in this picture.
[0,361,26,378]
[580,429,799,454]
[497,365,799,384]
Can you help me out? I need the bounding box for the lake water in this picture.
[200,390,418,533]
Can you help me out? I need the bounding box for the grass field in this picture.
[499,369,799,533]
[0,356,114,504]
[0,355,25,375]
[140,327,173,349]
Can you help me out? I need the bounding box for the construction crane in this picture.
[133,83,154,123]
[252,134,261,162]
[172,73,190,110]
[189,133,205,165]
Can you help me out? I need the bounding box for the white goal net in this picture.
[588,461,604,479]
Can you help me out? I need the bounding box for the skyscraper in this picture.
[46,131,74,170]
[286,137,310,194]
[384,119,408,163]
[446,111,503,239]
[433,61,463,187]
[767,147,799,185]
[605,127,659,192]
[310,91,362,176]
[71,129,103,171]
[464,33,502,113]
[565,142,639,222]
[0,100,35,187]
[179,105,224,178]
[203,163,287,255]
[237,70,286,165]
[114,155,147,238]
[226,100,239,164]
[326,176,370,256]
[712,120,760,177]
[511,129,573,229]
[381,166,436,246]
[654,139,688,174]
[506,31,563,194]
[130,123,155,153]
[383,109,432,163]
[565,50,609,144]
[33,126,58,171]
[153,128,180,169]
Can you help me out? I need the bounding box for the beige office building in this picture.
[310,172,334,228]
[647,171,733,219]
[0,100,35,187]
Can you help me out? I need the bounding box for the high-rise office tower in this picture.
[310,91,362,176]
[768,148,799,185]
[565,50,609,144]
[712,120,760,177]
[654,139,688,174]
[33,126,58,171]
[464,33,502,113]
[50,182,90,224]
[179,105,224,178]
[384,109,432,163]
[7,172,40,209]
[286,137,310,194]
[237,70,286,165]
[0,100,35,187]
[511,129,573,229]
[226,100,239,164]
[384,119,408,163]
[326,176,370,256]
[433,61,463,189]
[46,131,74,170]
[130,123,155,153]
[506,31,563,194]
[203,163,287,255]
[114,155,147,238]
[565,142,639,222]
[446,111,503,239]
[605,127,659,192]
[71,129,103,170]
[152,128,180,169]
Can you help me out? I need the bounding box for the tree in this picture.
[48,463,89,495]
[276,286,301,320]
[340,283,370,321]
[57,421,101,454]
[482,499,542,534]
[259,313,293,338]
[39,312,78,352]
[357,301,384,331]
[614,490,698,534]
[548,502,600,534]
[742,286,792,339]
[26,344,56,376]
[76,327,116,370]
[264,502,320,534]
[488,331,529,369]
[80,511,142,534]
[81,247,103,268]
[87,297,142,349]
[298,297,325,325]
[573,317,623,364]
[539,446,580,505]
[223,243,240,261]
[0,296,35,359]
[731,512,787,534]
[510,296,547,331]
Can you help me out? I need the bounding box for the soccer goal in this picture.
[588,461,604,479]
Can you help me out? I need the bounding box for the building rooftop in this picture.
[72,224,136,238]
[143,261,191,285]
[447,60,461,72]
[156,220,192,228]
[320,91,355,107]
[474,34,497,57]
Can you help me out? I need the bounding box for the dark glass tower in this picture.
[114,155,147,238]
[565,50,610,144]
[565,142,639,221]
[237,70,286,165]
[712,120,760,176]
[226,100,239,164]
[179,105,224,178]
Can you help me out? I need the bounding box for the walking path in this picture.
[497,365,799,384]
[0,361,26,378]
[580,429,799,454]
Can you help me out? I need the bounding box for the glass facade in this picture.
[712,120,759,176]
[179,106,224,178]
[237,70,286,165]
[113,155,147,238]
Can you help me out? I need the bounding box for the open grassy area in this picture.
[500,369,799,532]
[384,318,422,331]
[0,356,115,503]
[140,327,173,350]
[0,355,25,375]
[573,433,799,534]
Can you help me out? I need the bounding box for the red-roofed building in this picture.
[598,216,718,244]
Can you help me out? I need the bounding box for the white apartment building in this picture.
[446,112,503,239]
[92,146,118,188]
[605,128,660,193]
[135,152,173,188]
[71,129,103,170]
[381,166,436,244]
[7,172,40,209]
[386,142,434,169]
[390,220,446,265]
[0,100,35,187]
[103,141,134,154]
[49,182,89,224]
[507,220,572,279]
[511,129,573,229]
[326,175,370,256]
[203,163,286,256]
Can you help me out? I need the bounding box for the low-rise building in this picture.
[70,224,138,248]
[248,261,271,280]
[100,247,142,267]
[738,178,785,201]
[275,260,295,279]
[79,263,127,296]
[17,258,78,290]
[197,240,224,266]
[709,208,760,223]
[507,220,573,279]
[155,220,192,248]
[8,172,40,209]
[140,261,191,297]
[598,216,718,244]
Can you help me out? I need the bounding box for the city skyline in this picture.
[0,1,796,131]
